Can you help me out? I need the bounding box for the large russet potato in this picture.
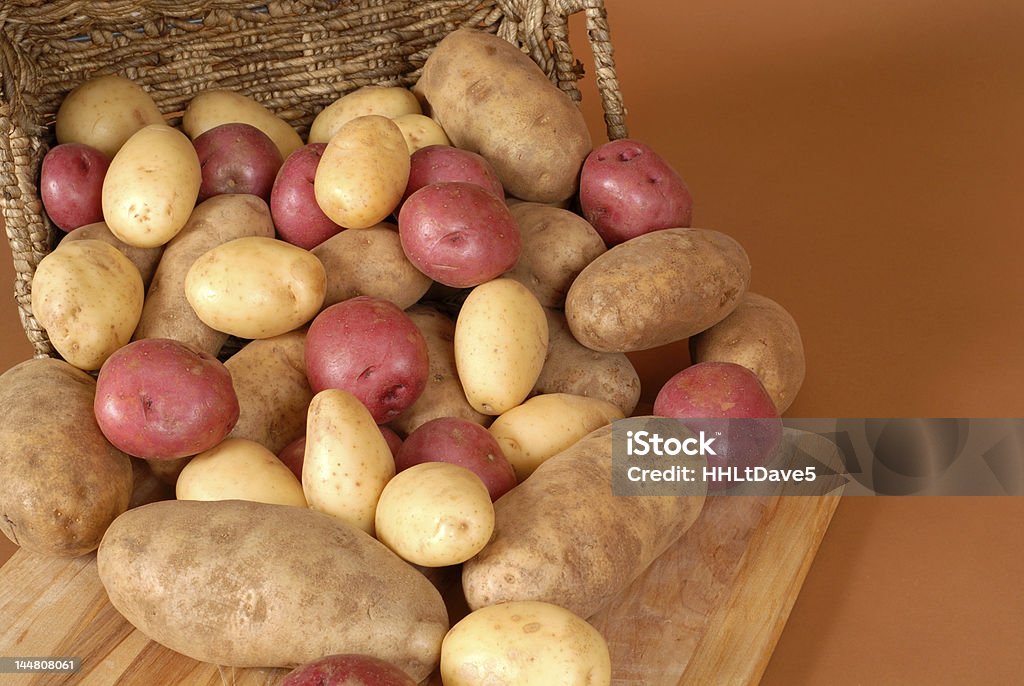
[55,75,164,158]
[0,358,133,556]
[415,29,591,203]
[97,499,448,680]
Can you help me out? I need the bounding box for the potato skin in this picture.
[462,422,706,618]
[689,292,806,413]
[61,221,163,288]
[55,75,164,158]
[415,29,591,203]
[308,85,422,144]
[0,358,132,556]
[96,499,448,679]
[566,228,751,353]
[183,89,304,159]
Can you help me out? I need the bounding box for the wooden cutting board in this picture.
[0,432,842,686]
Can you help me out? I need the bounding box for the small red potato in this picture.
[94,338,240,460]
[580,138,693,245]
[402,145,504,205]
[193,122,283,202]
[398,182,520,288]
[271,143,344,249]
[281,654,417,686]
[305,297,429,423]
[40,143,110,231]
[277,426,403,482]
[396,417,516,501]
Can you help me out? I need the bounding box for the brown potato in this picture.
[61,221,163,288]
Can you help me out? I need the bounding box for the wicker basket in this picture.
[0,0,626,360]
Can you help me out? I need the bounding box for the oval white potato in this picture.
[488,393,624,481]
[308,85,421,144]
[183,89,303,159]
[303,389,395,534]
[101,125,201,248]
[55,75,164,158]
[185,236,326,339]
[375,462,494,567]
[441,600,611,686]
[31,239,143,371]
[176,438,306,507]
[393,114,451,153]
[455,278,548,415]
[314,115,410,229]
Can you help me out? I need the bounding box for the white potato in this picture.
[176,438,306,507]
[303,389,395,534]
[31,240,143,371]
[313,115,410,229]
[441,601,611,686]
[55,75,164,158]
[308,85,421,144]
[393,113,451,153]
[455,278,548,415]
[185,237,326,339]
[183,89,303,159]
[488,393,624,481]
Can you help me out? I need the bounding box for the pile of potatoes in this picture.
[0,27,806,685]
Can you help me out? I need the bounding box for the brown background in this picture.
[2,0,1024,683]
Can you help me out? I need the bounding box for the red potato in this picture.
[305,297,429,424]
[277,427,403,482]
[398,182,520,288]
[40,143,110,231]
[396,417,516,501]
[281,654,416,686]
[580,138,693,246]
[272,143,345,249]
[402,145,504,205]
[94,338,240,460]
[193,123,283,202]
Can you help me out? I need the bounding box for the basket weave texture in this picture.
[0,0,626,359]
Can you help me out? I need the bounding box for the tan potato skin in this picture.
[565,228,752,353]
[532,308,641,417]
[134,195,275,356]
[462,422,706,619]
[225,331,312,454]
[97,499,448,679]
[55,75,164,158]
[61,221,164,288]
[415,29,591,203]
[0,359,133,556]
[690,292,806,413]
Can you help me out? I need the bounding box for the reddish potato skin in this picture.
[398,182,520,288]
[402,145,504,205]
[94,339,240,460]
[580,138,693,246]
[40,143,110,231]
[305,297,429,423]
[278,428,402,482]
[281,654,416,686]
[396,417,516,501]
[193,123,283,202]
[272,143,344,249]
[379,425,404,458]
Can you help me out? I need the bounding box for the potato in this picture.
[308,85,421,144]
[147,456,191,487]
[183,89,304,159]
[55,74,164,158]
[391,306,489,436]
[311,222,431,310]
[375,462,494,567]
[533,308,641,417]
[403,145,504,205]
[271,143,343,250]
[61,221,163,288]
[579,138,693,245]
[0,358,132,556]
[134,194,275,355]
[462,423,706,618]
[31,239,143,371]
[689,292,806,413]
[314,115,410,229]
[455,278,548,415]
[304,389,396,535]
[415,29,591,203]
[504,202,606,307]
[185,236,326,339]
[97,499,448,679]
[193,122,283,202]
[277,424,402,483]
[225,331,312,454]
[393,113,450,153]
[40,143,109,231]
[128,458,175,510]
[441,601,611,686]
[566,228,751,353]
[488,393,623,481]
[176,438,306,506]
[282,654,416,686]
